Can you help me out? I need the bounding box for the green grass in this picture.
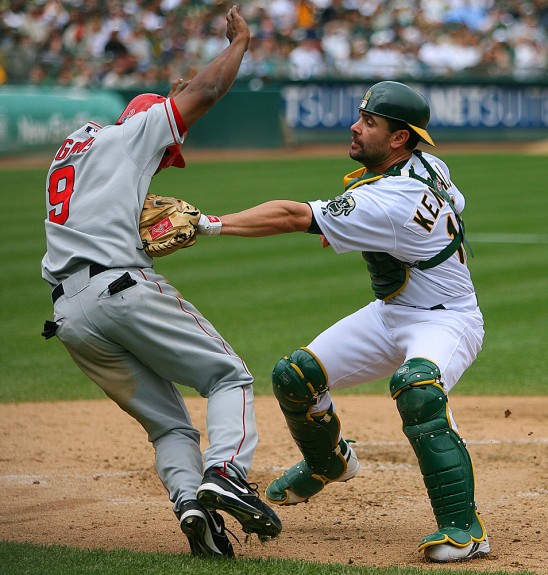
[1,152,547,403]
[0,541,538,575]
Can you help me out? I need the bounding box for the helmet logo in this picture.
[120,109,136,124]
[359,90,372,110]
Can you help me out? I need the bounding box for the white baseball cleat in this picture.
[338,443,360,481]
[424,536,490,562]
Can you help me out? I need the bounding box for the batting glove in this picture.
[197,214,222,236]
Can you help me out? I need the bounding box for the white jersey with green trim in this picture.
[41,99,185,285]
[308,151,476,309]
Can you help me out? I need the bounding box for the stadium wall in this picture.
[0,79,546,157]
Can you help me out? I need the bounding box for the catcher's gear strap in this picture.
[390,358,478,535]
[280,403,349,479]
[272,348,348,478]
[265,438,355,504]
[343,153,470,300]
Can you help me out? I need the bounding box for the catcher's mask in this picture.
[358,81,435,146]
[115,93,186,169]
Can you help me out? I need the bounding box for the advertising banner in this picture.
[281,82,548,140]
[0,87,125,155]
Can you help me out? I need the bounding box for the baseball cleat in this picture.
[266,442,360,505]
[197,468,282,539]
[179,500,235,558]
[424,535,490,562]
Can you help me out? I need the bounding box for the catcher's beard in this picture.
[349,138,391,169]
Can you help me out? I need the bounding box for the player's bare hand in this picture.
[320,234,330,248]
[166,78,191,99]
[226,6,250,50]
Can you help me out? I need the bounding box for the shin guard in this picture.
[272,348,345,476]
[268,348,359,505]
[390,358,487,550]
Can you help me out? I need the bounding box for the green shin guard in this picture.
[419,509,487,552]
[391,358,486,550]
[272,348,342,472]
[268,348,356,505]
[266,459,324,505]
[266,438,356,505]
[281,402,347,477]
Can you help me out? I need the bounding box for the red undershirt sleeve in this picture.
[169,99,188,137]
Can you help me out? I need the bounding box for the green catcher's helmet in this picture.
[358,81,435,146]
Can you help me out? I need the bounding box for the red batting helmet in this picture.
[115,93,186,169]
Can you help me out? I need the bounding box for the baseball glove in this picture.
[139,193,201,257]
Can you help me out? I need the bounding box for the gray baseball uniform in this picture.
[41,101,257,517]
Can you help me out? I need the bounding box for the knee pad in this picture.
[390,357,446,428]
[390,358,477,533]
[272,347,328,414]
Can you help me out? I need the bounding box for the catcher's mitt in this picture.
[139,193,201,257]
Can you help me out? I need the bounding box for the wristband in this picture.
[197,214,222,236]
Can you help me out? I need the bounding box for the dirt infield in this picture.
[1,395,546,573]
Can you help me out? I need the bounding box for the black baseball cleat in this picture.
[179,500,235,558]
[196,468,282,539]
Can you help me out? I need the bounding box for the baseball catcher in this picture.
[195,81,490,563]
[139,193,201,257]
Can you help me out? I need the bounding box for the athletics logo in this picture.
[325,193,356,216]
[359,90,372,109]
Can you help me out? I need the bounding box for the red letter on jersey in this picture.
[55,139,74,161]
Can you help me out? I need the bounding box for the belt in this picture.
[51,263,110,304]
[386,302,446,310]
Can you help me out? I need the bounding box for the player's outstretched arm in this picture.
[198,201,313,237]
[171,5,250,128]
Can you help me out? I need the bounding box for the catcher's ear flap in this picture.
[160,144,186,169]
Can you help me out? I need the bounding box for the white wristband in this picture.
[197,214,222,236]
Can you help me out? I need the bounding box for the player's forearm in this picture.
[172,7,250,127]
[199,201,313,237]
[188,36,249,104]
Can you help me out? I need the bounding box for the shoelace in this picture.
[240,478,260,495]
[225,524,241,546]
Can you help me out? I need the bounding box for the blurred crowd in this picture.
[0,0,547,89]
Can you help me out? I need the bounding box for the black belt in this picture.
[388,302,446,310]
[51,264,110,304]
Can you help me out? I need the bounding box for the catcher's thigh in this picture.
[307,300,401,390]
